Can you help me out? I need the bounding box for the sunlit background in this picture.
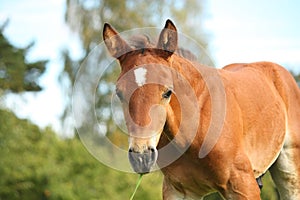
[0,0,299,199]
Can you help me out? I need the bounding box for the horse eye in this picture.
[162,89,172,99]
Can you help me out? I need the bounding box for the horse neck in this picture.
[171,56,209,93]
[160,56,213,148]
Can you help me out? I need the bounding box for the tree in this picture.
[0,22,47,94]
[291,70,300,86]
[0,109,163,200]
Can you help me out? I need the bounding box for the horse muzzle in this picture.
[128,147,158,174]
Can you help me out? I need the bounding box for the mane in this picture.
[128,34,197,62]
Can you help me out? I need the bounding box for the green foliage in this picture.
[290,70,300,87]
[0,109,163,200]
[0,22,47,93]
[260,172,280,200]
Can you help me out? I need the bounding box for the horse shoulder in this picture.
[219,65,287,177]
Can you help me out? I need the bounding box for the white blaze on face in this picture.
[134,67,147,87]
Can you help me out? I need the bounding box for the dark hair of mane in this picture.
[128,34,197,62]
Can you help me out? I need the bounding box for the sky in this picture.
[0,0,299,135]
[206,0,300,71]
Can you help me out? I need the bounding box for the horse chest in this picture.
[161,156,218,197]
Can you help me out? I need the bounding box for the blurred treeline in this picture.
[0,23,162,200]
[0,0,299,199]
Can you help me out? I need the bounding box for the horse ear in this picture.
[157,19,178,57]
[103,23,132,59]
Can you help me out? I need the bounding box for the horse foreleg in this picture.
[222,155,261,200]
[162,178,202,200]
[162,178,185,200]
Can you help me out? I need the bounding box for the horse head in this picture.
[103,20,179,174]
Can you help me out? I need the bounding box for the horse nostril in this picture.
[148,147,155,153]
